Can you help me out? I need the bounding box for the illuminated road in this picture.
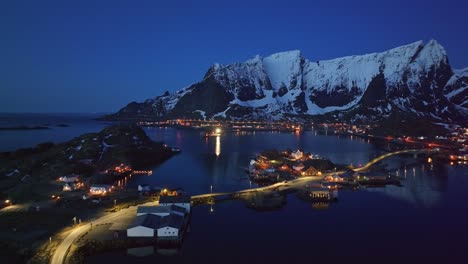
[191,176,324,201]
[50,201,157,264]
[353,149,432,172]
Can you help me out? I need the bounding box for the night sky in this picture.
[1,0,467,113]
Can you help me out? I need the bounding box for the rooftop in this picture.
[159,195,191,204]
[137,205,186,215]
[129,214,162,229]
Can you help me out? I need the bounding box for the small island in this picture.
[0,125,50,130]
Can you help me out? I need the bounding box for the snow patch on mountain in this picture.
[262,50,302,91]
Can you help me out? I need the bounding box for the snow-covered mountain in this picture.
[107,40,467,124]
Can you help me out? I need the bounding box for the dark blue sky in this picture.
[1,0,467,113]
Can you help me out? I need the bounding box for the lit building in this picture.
[89,184,111,195]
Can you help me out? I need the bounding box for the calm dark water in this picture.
[86,127,468,264]
[1,115,466,263]
[0,113,110,151]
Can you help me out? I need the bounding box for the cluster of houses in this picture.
[127,195,191,242]
[58,174,84,192]
[248,149,329,183]
[105,163,132,175]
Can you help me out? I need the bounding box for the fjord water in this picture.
[91,127,468,263]
[1,115,466,262]
[0,113,110,151]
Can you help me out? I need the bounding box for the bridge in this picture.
[190,177,324,203]
[353,148,436,172]
[192,149,439,202]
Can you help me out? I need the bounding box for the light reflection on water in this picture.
[88,127,468,263]
[215,135,221,157]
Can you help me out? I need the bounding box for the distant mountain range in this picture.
[105,40,467,125]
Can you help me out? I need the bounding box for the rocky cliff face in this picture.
[107,40,467,124]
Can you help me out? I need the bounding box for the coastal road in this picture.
[353,149,432,172]
[50,201,157,264]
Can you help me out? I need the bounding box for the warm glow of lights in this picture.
[215,128,221,134]
[427,157,432,163]
[317,171,322,176]
[215,135,221,157]
[5,200,10,203]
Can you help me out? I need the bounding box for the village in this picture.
[138,119,468,163]
[244,148,406,209]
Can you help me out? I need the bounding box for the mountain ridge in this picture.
[105,40,467,125]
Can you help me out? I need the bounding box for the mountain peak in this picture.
[264,50,302,61]
[415,39,448,69]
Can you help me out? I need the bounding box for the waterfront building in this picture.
[137,205,186,217]
[159,195,191,212]
[128,206,186,239]
[156,214,184,239]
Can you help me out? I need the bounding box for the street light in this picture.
[210,185,213,193]
[72,217,77,225]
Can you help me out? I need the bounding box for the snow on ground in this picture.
[102,141,114,148]
[434,122,450,129]
[213,107,231,118]
[6,169,19,177]
[262,50,302,91]
[445,85,467,99]
[193,110,206,120]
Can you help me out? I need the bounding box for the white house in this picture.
[158,195,191,212]
[127,214,160,237]
[156,214,184,239]
[138,184,151,192]
[290,150,303,160]
[248,159,257,173]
